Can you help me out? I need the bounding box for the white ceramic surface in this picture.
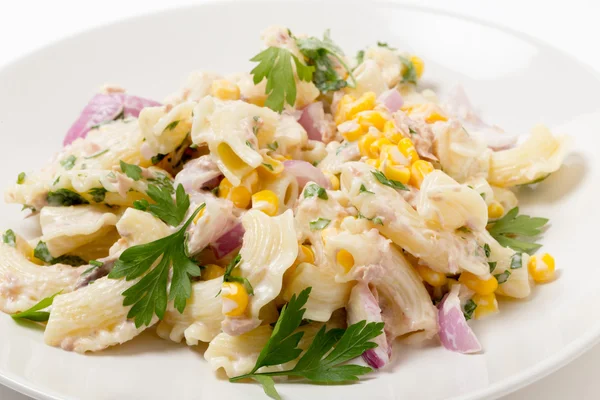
[0,1,599,399]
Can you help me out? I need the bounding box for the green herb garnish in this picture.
[371,170,408,191]
[47,189,89,206]
[145,183,190,227]
[463,299,477,321]
[398,55,417,84]
[488,207,549,254]
[303,184,328,200]
[11,292,61,322]
[250,47,314,112]
[120,160,142,181]
[309,218,331,231]
[3,230,16,247]
[359,184,374,194]
[267,142,279,151]
[230,287,384,400]
[84,149,109,159]
[108,204,204,327]
[510,253,523,269]
[89,187,108,203]
[17,172,26,184]
[60,155,77,170]
[494,270,511,284]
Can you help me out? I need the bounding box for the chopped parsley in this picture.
[494,270,511,284]
[89,187,108,203]
[60,155,77,170]
[47,189,89,206]
[2,229,16,247]
[309,218,331,231]
[267,142,279,151]
[84,149,109,159]
[120,160,142,181]
[463,299,477,321]
[371,170,408,191]
[11,292,61,322]
[359,184,374,194]
[487,207,549,254]
[510,253,523,269]
[303,184,328,200]
[17,172,26,184]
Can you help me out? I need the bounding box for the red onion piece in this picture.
[298,102,326,141]
[378,89,403,113]
[283,160,331,190]
[211,223,245,259]
[347,282,391,369]
[437,285,482,354]
[63,93,160,146]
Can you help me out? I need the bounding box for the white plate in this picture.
[1,1,599,399]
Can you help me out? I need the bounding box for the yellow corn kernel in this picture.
[416,265,447,287]
[218,178,233,199]
[325,172,340,190]
[459,271,499,295]
[472,293,499,319]
[487,202,504,219]
[334,94,356,124]
[397,138,419,164]
[383,120,402,143]
[247,96,266,107]
[369,138,392,159]
[383,162,411,185]
[203,264,225,280]
[409,160,434,189]
[241,169,260,193]
[336,249,355,272]
[229,186,251,209]
[528,253,556,283]
[356,110,387,131]
[221,282,249,317]
[193,206,206,224]
[338,120,365,142]
[298,244,315,264]
[358,133,378,158]
[425,111,448,124]
[365,158,381,168]
[251,190,279,216]
[210,79,241,101]
[410,55,424,79]
[346,92,377,121]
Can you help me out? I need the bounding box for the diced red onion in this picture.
[63,93,160,146]
[347,282,391,369]
[298,102,326,141]
[378,89,403,113]
[202,176,222,190]
[211,223,245,259]
[437,285,482,354]
[283,160,331,190]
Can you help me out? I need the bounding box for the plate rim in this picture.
[0,1,598,399]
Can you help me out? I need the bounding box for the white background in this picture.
[0,0,598,399]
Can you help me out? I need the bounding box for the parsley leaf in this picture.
[359,184,374,194]
[309,218,331,231]
[230,287,384,397]
[262,163,274,171]
[371,170,409,191]
[487,207,549,254]
[89,187,107,203]
[2,230,16,247]
[151,154,167,165]
[17,172,26,184]
[120,160,142,181]
[303,184,328,200]
[11,292,61,322]
[221,254,254,296]
[267,141,279,151]
[510,253,523,269]
[165,120,180,131]
[147,172,174,194]
[146,184,190,227]
[133,199,150,211]
[398,55,417,84]
[488,261,497,273]
[483,243,491,258]
[250,47,314,112]
[108,204,204,327]
[60,155,77,170]
[83,260,103,276]
[33,241,86,266]
[495,270,511,284]
[355,50,365,69]
[47,189,89,206]
[296,30,356,93]
[33,241,53,263]
[463,299,477,321]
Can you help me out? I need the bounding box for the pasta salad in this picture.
[0,26,569,399]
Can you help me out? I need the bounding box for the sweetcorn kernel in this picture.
[193,206,206,224]
[338,120,365,142]
[221,282,249,317]
[251,190,279,216]
[487,202,504,219]
[425,111,448,124]
[203,264,225,280]
[459,271,498,295]
[211,80,241,100]
[345,92,377,121]
[416,265,447,287]
[218,178,233,199]
[298,244,315,264]
[397,138,419,164]
[472,293,499,319]
[358,133,378,158]
[383,162,411,185]
[357,110,387,131]
[383,120,402,143]
[230,186,252,209]
[528,253,556,283]
[409,160,434,189]
[325,172,340,190]
[369,138,392,159]
[336,249,355,272]
[410,56,424,78]
[365,158,381,168]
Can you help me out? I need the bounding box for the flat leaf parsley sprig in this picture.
[487,207,549,253]
[108,181,204,328]
[230,287,384,400]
